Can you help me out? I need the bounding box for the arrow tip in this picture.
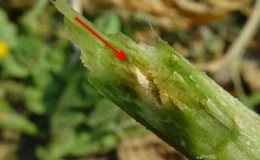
[116,50,127,61]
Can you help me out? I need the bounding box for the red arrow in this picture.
[75,16,127,61]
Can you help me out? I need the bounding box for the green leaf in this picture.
[24,87,45,114]
[0,8,18,48]
[2,54,29,78]
[94,11,121,34]
[0,99,37,135]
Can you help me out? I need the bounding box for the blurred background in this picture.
[0,0,259,159]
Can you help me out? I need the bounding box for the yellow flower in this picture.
[0,41,9,59]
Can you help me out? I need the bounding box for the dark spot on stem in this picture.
[147,75,162,105]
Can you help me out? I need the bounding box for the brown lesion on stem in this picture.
[147,74,163,105]
[133,65,163,105]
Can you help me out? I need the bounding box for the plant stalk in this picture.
[52,0,260,159]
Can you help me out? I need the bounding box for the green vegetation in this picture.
[1,0,260,159]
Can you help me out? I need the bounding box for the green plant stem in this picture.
[53,0,260,159]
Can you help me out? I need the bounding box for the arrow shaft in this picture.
[75,17,118,53]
